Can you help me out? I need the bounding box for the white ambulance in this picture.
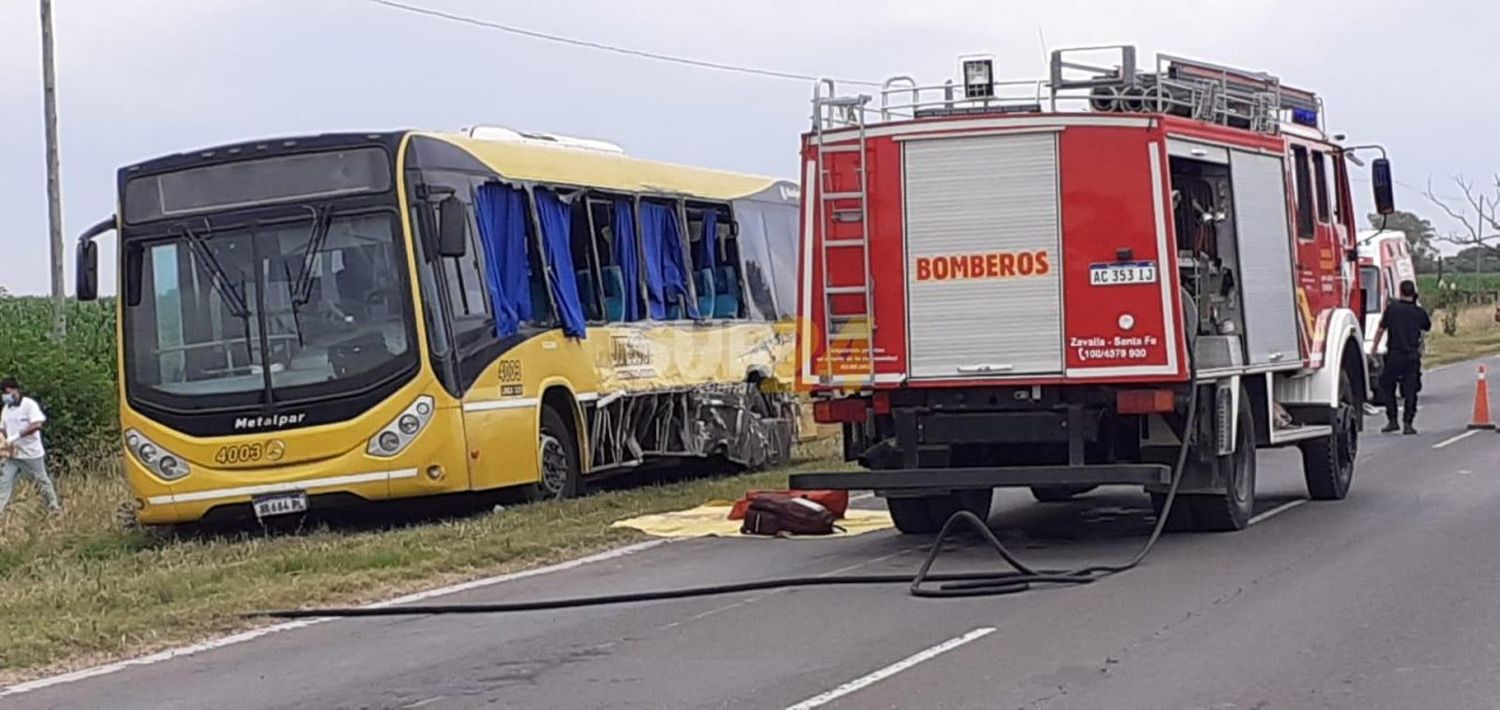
[1356,230,1418,396]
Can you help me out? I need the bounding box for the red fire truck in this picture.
[789,46,1396,533]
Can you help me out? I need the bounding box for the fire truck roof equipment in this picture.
[814,44,1324,136]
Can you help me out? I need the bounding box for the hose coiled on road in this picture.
[255,365,1200,618]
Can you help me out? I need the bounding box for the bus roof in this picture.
[417,130,787,202]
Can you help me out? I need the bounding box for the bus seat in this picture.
[601,265,625,322]
[714,266,740,318]
[695,269,716,319]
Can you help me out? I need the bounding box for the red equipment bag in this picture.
[728,489,849,520]
[739,493,840,536]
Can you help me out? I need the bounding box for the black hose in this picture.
[254,365,1200,619]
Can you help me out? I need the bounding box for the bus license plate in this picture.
[252,492,308,520]
[1090,262,1158,286]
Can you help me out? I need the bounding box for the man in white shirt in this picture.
[0,377,61,515]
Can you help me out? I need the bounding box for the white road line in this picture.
[1433,430,1483,449]
[402,697,446,709]
[785,627,996,710]
[1248,499,1307,526]
[0,539,670,698]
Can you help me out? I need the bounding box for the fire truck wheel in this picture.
[1149,491,1197,532]
[1030,485,1097,503]
[886,490,991,534]
[1171,389,1257,532]
[1300,371,1358,501]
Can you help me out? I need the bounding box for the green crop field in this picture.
[1417,272,1500,298]
[0,295,119,469]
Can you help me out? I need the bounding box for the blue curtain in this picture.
[535,190,587,338]
[473,182,533,337]
[666,210,698,319]
[640,203,668,319]
[641,202,696,320]
[611,200,642,321]
[693,210,719,275]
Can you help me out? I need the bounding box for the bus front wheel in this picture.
[529,406,580,501]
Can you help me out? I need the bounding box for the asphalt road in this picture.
[7,356,1500,710]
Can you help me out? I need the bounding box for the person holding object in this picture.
[0,377,61,515]
[1371,281,1431,435]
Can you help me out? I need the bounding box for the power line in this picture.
[1349,176,1452,201]
[366,0,882,87]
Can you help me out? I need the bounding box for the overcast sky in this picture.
[2,0,1494,295]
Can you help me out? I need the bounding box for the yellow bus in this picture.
[76,128,804,525]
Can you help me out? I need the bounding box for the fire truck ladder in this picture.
[812,89,876,386]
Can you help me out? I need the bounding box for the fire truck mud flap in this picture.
[789,464,1172,494]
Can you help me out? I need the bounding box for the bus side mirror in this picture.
[436,197,468,258]
[76,239,99,302]
[74,215,116,302]
[1372,158,1395,215]
[124,243,144,307]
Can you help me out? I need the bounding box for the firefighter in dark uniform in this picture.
[1372,280,1431,435]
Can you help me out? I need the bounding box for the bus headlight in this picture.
[368,396,436,458]
[398,414,421,435]
[124,428,191,481]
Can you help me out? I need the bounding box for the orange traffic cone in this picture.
[1468,365,1496,430]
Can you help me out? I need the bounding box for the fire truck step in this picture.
[822,191,866,201]
[825,285,871,295]
[1267,424,1333,445]
[824,238,867,247]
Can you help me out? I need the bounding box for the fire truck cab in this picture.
[790,47,1397,533]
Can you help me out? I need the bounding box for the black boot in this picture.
[1381,419,1400,433]
[1403,421,1418,436]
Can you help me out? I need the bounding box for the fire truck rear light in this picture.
[814,398,868,424]
[872,391,892,414]
[1117,389,1175,414]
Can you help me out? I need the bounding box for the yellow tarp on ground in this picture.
[611,502,893,539]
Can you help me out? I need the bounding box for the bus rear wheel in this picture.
[528,406,580,501]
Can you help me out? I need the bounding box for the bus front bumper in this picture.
[134,466,426,524]
[128,436,470,525]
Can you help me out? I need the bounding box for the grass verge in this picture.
[0,438,848,682]
[1423,304,1500,367]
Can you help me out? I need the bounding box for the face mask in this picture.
[2,394,17,407]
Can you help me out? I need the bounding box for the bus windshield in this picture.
[125,210,415,406]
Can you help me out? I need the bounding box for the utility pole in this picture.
[40,0,66,339]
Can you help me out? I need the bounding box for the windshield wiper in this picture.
[291,205,333,307]
[180,223,251,319]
